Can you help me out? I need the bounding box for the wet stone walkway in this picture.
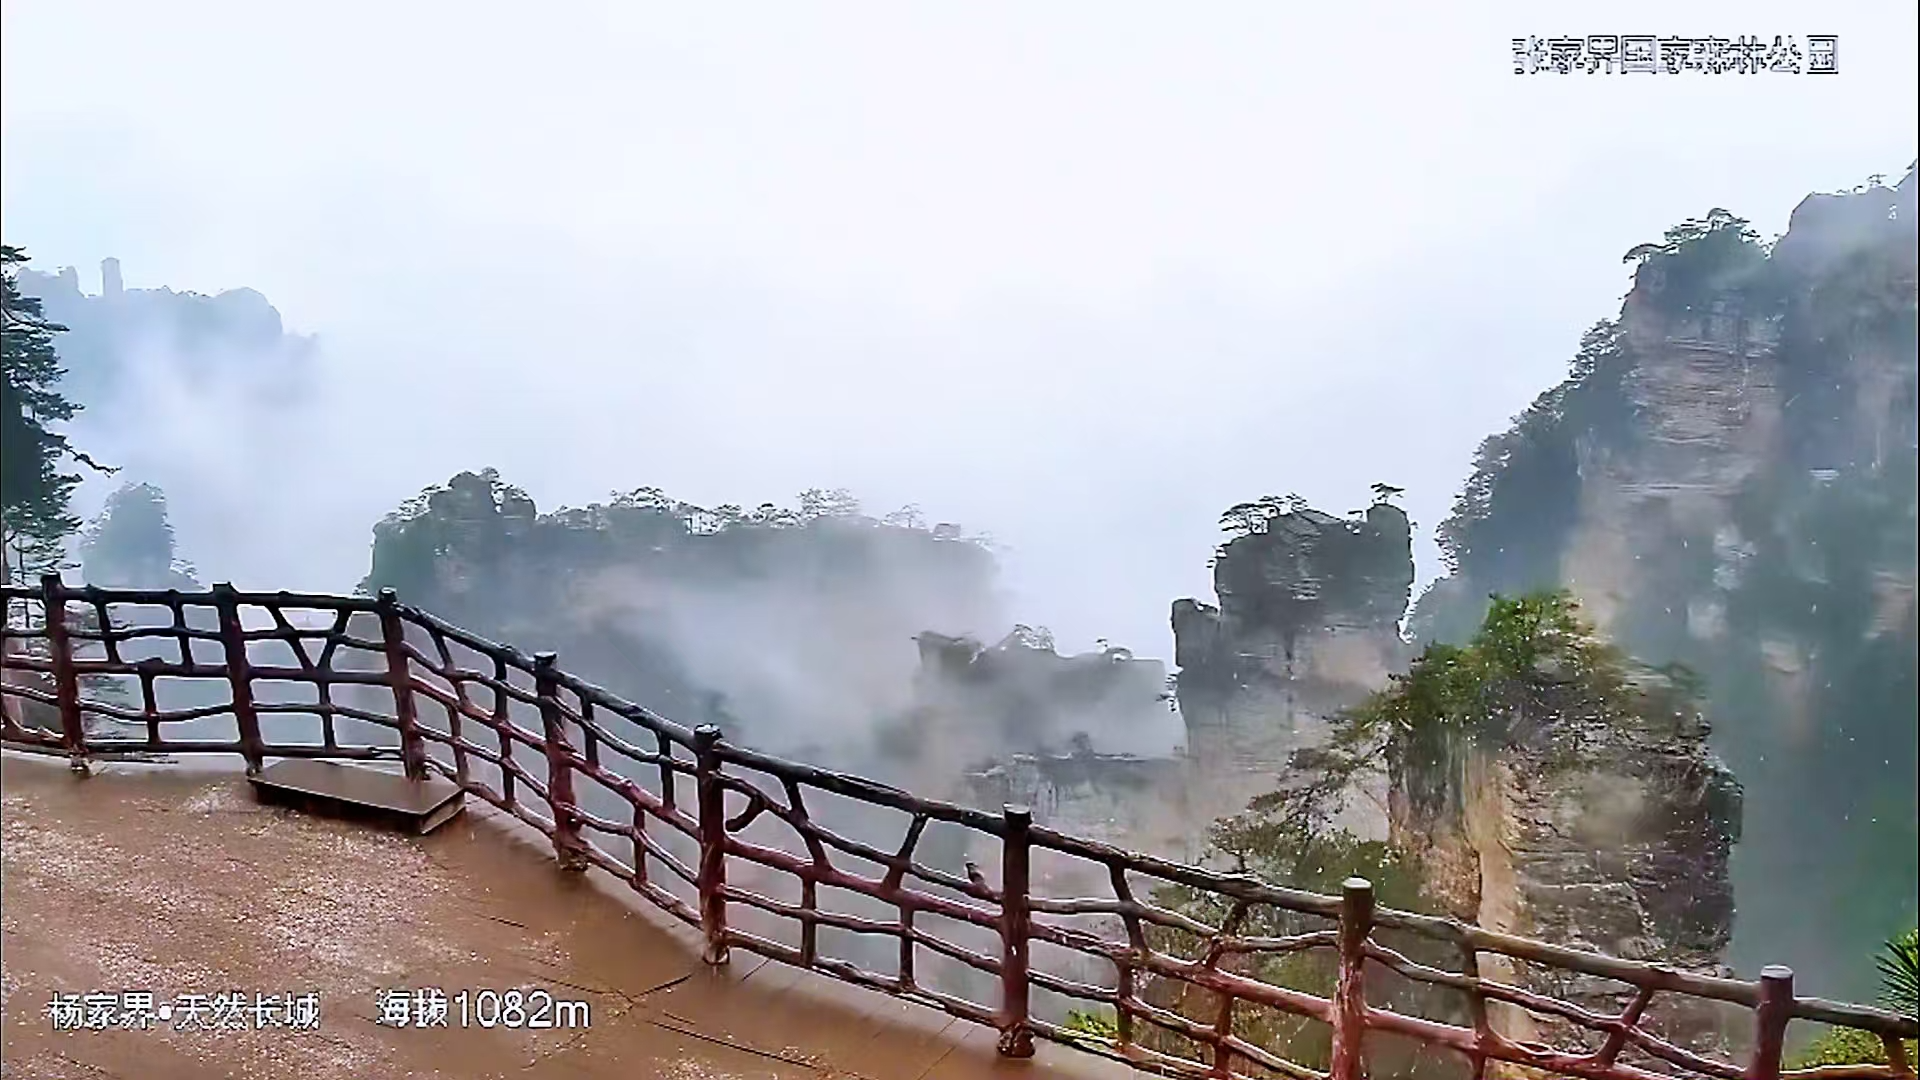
[0,756,1131,1080]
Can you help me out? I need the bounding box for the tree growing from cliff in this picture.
[1286,592,1640,835]
[1621,208,1763,264]
[1216,494,1292,540]
[1280,591,1658,839]
[1418,181,1916,998]
[1124,811,1448,1073]
[1632,208,1772,314]
[360,468,538,600]
[1128,592,1705,1075]
[1420,320,1633,643]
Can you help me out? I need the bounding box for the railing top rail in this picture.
[6,578,1918,1061]
[4,581,384,612]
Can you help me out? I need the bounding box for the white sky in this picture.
[3,1,1916,657]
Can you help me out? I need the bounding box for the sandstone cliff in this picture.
[1152,572,1742,1074]
[907,626,1175,761]
[1414,165,1918,998]
[1171,498,1414,838]
[1385,623,1743,1068]
[898,626,1187,848]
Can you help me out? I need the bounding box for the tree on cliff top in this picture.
[355,468,1002,751]
[2,244,111,583]
[1419,182,1914,999]
[1278,590,1672,840]
[360,469,994,605]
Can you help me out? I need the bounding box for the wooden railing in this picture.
[2,576,1915,1080]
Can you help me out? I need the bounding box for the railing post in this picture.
[211,583,265,775]
[1886,1033,1916,1078]
[39,573,88,775]
[1330,876,1375,1080]
[693,723,730,966]
[997,803,1036,1058]
[1745,965,1793,1080]
[533,652,588,873]
[375,589,427,781]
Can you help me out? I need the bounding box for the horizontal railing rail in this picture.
[3,576,1915,1080]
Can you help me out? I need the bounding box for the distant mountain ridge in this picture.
[17,257,314,416]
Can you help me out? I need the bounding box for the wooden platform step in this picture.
[248,759,465,835]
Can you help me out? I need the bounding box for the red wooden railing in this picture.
[2,576,1915,1080]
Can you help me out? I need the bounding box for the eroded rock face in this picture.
[967,747,1188,850]
[1388,673,1743,1064]
[1547,179,1916,655]
[905,627,1176,767]
[1161,492,1747,1062]
[923,640,1192,1012]
[1547,175,1916,996]
[1172,501,1414,837]
[1562,244,1787,634]
[899,625,1183,849]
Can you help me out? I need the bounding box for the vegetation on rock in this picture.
[1131,590,1739,1074]
[1273,590,1680,837]
[361,469,993,607]
[80,481,200,590]
[1788,928,1919,1067]
[1411,170,1918,997]
[359,467,1000,755]
[1209,492,1413,627]
[1175,491,1413,728]
[1623,207,1771,314]
[1420,320,1635,643]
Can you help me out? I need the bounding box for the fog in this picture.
[8,7,1920,1040]
[5,2,1914,664]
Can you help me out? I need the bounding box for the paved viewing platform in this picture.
[6,581,1913,1080]
[0,758,1129,1080]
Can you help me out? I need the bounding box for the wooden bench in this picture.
[248,759,465,835]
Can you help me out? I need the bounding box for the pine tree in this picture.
[2,244,102,583]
